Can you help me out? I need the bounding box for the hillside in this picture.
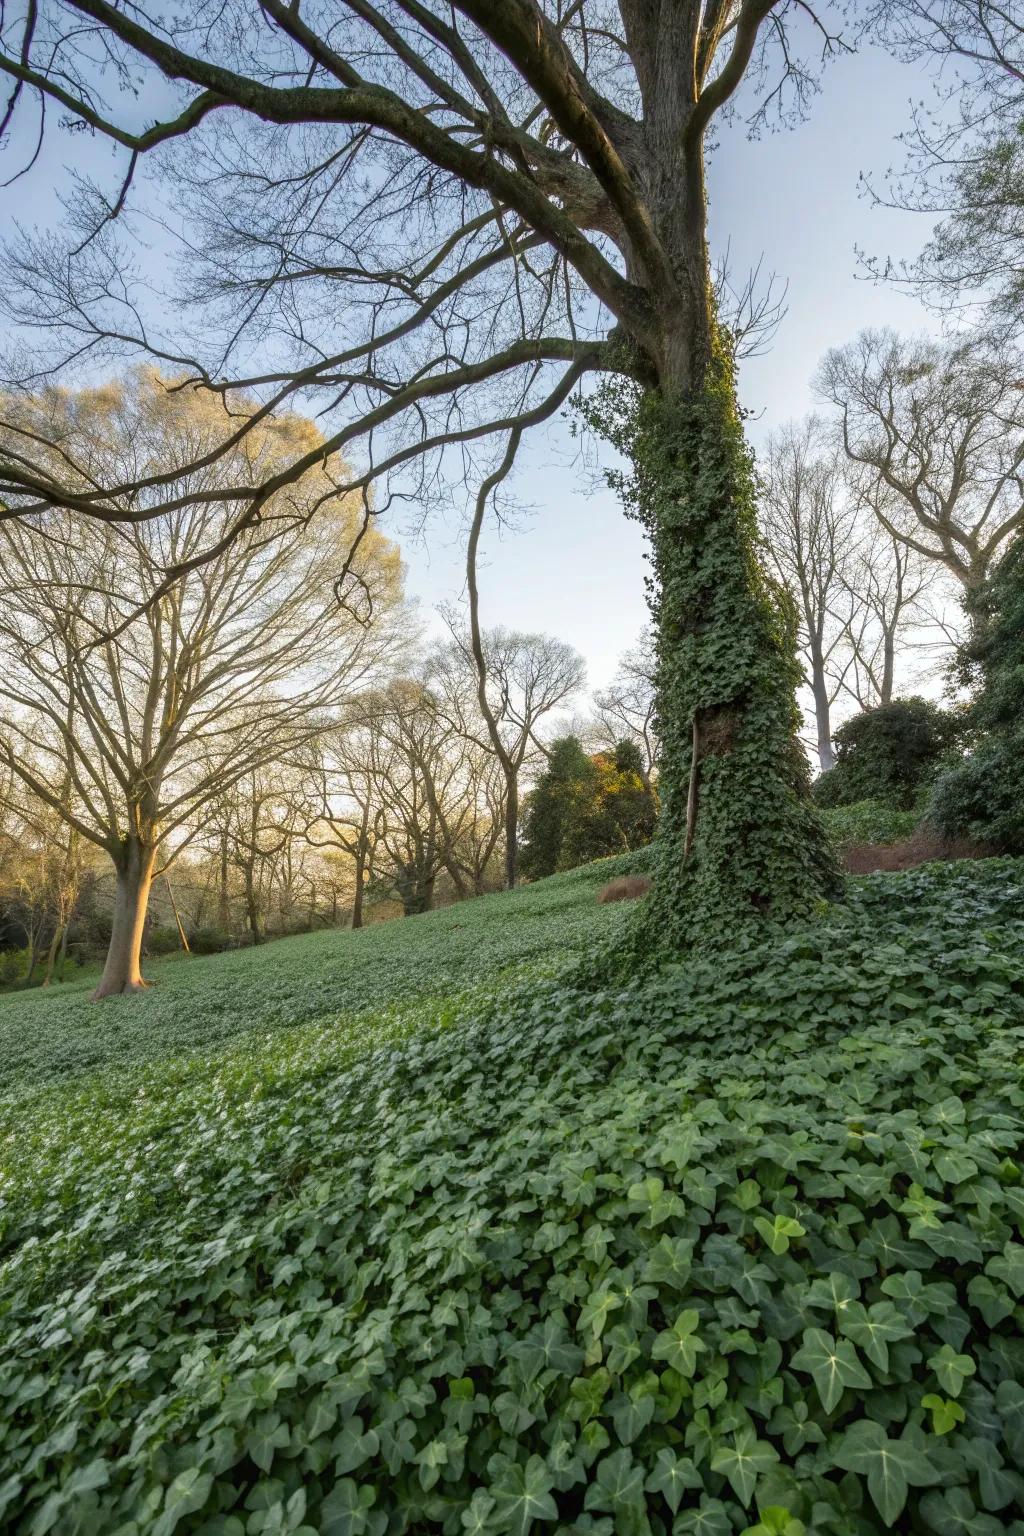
[2,856,1024,1534]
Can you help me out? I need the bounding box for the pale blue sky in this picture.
[2,36,940,695]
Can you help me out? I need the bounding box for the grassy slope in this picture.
[0,854,632,1096]
[3,853,1024,1535]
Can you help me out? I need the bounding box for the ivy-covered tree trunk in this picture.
[629,346,840,956]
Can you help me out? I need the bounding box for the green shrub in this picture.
[522,737,657,879]
[0,860,1023,1532]
[146,924,183,956]
[818,800,920,849]
[815,700,960,811]
[931,538,1024,852]
[188,925,232,956]
[0,947,26,987]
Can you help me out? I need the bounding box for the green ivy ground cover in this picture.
[1,856,1024,1536]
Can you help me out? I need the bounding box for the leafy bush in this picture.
[815,700,960,811]
[146,924,184,956]
[0,947,27,987]
[932,744,1023,853]
[818,800,921,849]
[1,858,1023,1534]
[522,737,657,879]
[188,925,233,956]
[931,538,1024,852]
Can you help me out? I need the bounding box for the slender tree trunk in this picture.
[351,848,366,929]
[164,875,191,954]
[808,655,835,772]
[464,433,522,892]
[880,631,895,706]
[351,801,370,928]
[504,775,519,889]
[25,928,41,987]
[42,922,63,987]
[92,839,157,999]
[219,831,231,930]
[244,866,263,945]
[56,917,71,982]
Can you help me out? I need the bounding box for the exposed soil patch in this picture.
[843,826,993,874]
[598,875,653,904]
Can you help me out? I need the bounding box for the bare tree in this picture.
[759,420,856,770]
[760,418,936,765]
[863,3,1024,325]
[835,493,934,710]
[432,623,585,887]
[358,681,467,917]
[213,765,318,944]
[0,378,401,995]
[818,329,1024,603]
[311,724,388,931]
[0,1,848,938]
[592,633,659,787]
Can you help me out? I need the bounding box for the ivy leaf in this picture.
[987,1242,1024,1298]
[790,1328,871,1413]
[709,1427,780,1506]
[320,1479,380,1536]
[583,1448,646,1525]
[834,1420,939,1525]
[578,1290,622,1340]
[610,1390,656,1446]
[753,1216,805,1255]
[740,1509,806,1536]
[461,1492,498,1536]
[626,1176,684,1227]
[604,1324,642,1377]
[836,1301,913,1371]
[672,1497,733,1536]
[644,1448,702,1513]
[333,1417,380,1475]
[488,1455,558,1536]
[509,1320,584,1383]
[641,1235,694,1290]
[651,1309,707,1377]
[928,1344,976,1398]
[153,1470,214,1536]
[918,1487,1005,1536]
[921,1395,966,1436]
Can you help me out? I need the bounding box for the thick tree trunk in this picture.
[92,840,157,999]
[630,347,840,956]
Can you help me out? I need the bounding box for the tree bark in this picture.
[41,922,64,987]
[56,917,71,982]
[504,777,519,889]
[92,839,157,998]
[351,849,365,929]
[243,866,263,945]
[809,659,835,772]
[218,830,231,930]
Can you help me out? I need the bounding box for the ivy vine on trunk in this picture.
[584,335,840,961]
